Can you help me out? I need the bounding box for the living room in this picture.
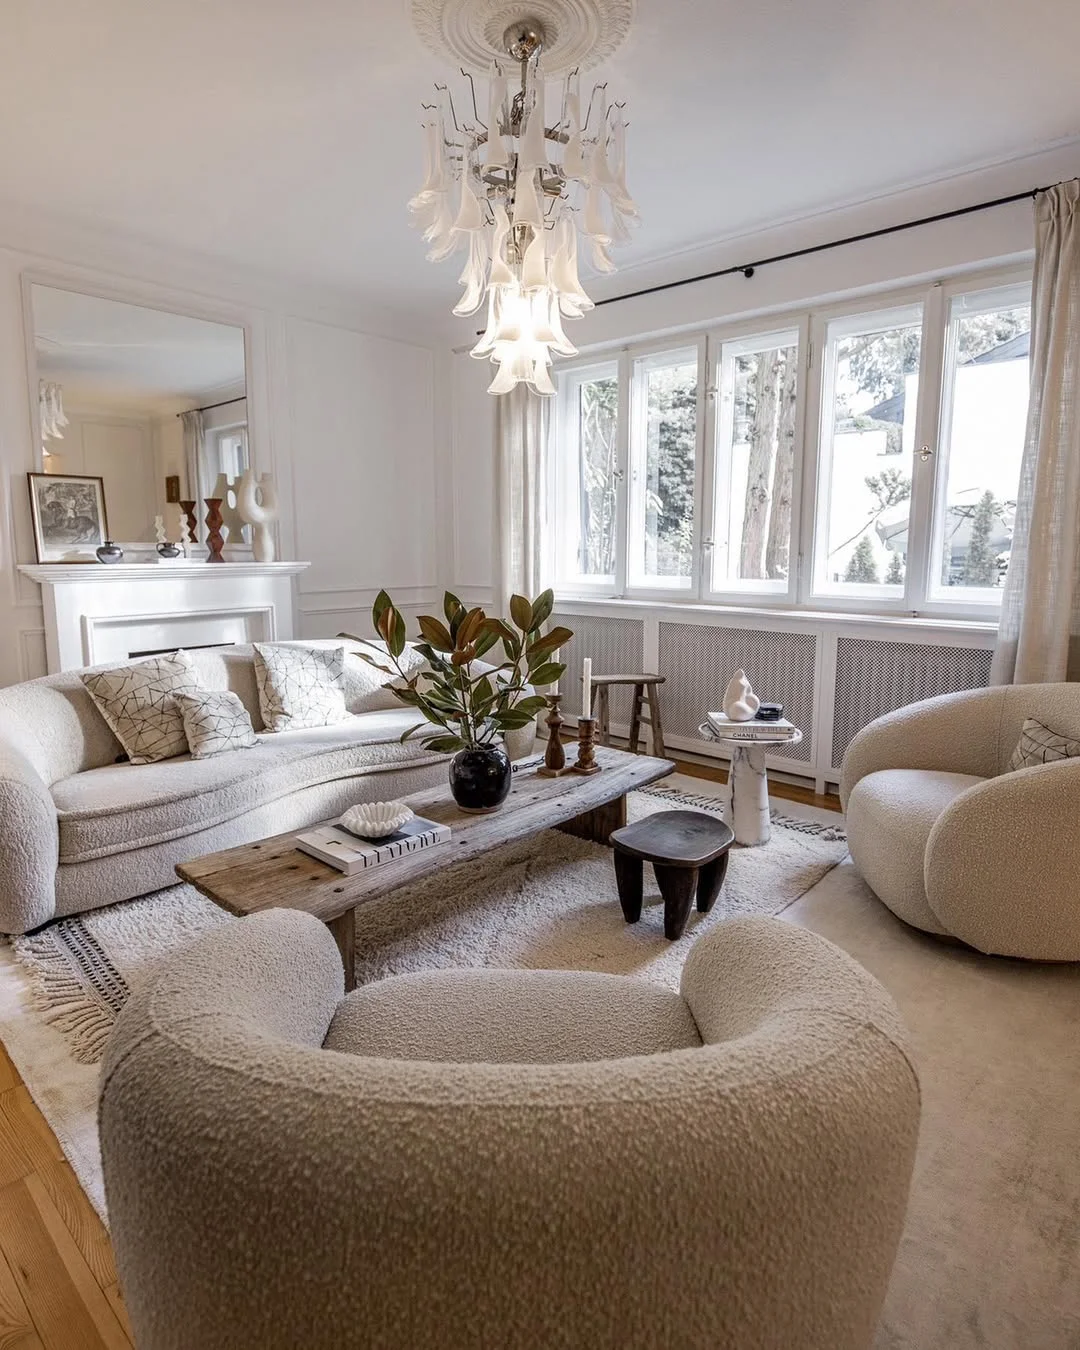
[0,2,1078,1347]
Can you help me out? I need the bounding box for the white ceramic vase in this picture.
[722,669,760,722]
[236,471,279,564]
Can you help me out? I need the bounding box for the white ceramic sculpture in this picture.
[339,801,414,839]
[237,471,279,564]
[722,669,760,722]
[154,514,167,545]
[210,472,247,545]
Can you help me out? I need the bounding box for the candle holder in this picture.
[537,694,570,778]
[571,717,602,775]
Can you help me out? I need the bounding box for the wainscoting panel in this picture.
[831,636,994,769]
[553,613,646,726]
[658,622,818,765]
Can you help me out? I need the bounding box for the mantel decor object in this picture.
[537,693,569,777]
[95,540,124,565]
[26,472,109,564]
[571,716,601,775]
[237,471,280,564]
[349,588,571,813]
[179,501,198,543]
[204,499,226,563]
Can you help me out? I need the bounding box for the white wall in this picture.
[0,220,439,687]
[448,143,1080,605]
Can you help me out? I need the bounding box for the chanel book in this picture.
[706,712,799,740]
[296,816,451,874]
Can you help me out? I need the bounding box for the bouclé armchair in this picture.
[841,683,1080,959]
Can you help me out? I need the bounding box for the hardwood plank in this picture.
[671,757,842,814]
[100,1287,132,1345]
[34,1162,116,1290]
[0,1244,43,1349]
[178,746,674,925]
[0,1177,130,1350]
[0,1046,19,1096]
[0,1095,35,1193]
[0,1092,63,1178]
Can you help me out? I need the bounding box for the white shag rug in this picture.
[0,778,845,1219]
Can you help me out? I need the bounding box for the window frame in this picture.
[549,264,1032,622]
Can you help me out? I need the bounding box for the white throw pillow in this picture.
[274,638,426,713]
[1009,716,1080,772]
[253,643,348,732]
[81,650,204,765]
[173,690,258,759]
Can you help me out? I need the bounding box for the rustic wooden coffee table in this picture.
[177,746,674,989]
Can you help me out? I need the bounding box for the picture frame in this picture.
[26,473,110,563]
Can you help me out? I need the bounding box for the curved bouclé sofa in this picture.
[99,910,920,1350]
[841,683,1080,959]
[0,641,534,935]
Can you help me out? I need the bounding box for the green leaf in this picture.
[456,607,486,649]
[355,652,396,676]
[389,609,407,659]
[526,627,574,661]
[529,589,554,632]
[443,591,464,625]
[491,711,537,731]
[514,695,550,718]
[473,629,500,660]
[390,687,423,707]
[528,662,564,687]
[417,615,454,652]
[421,734,468,755]
[509,593,533,633]
[398,723,429,744]
[372,590,393,633]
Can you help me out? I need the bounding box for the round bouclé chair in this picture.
[841,683,1080,959]
[99,909,920,1350]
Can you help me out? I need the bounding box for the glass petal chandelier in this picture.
[409,15,638,396]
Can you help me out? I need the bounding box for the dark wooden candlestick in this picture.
[180,501,198,543]
[571,717,602,775]
[538,694,569,778]
[204,499,225,563]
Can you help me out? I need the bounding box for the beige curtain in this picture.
[493,386,549,614]
[180,409,205,507]
[992,181,1080,684]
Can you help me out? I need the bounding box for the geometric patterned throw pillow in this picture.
[1009,716,1080,772]
[81,650,204,765]
[252,643,348,732]
[173,690,258,759]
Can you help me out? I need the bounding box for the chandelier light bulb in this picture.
[408,14,639,395]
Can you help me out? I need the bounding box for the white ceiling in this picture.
[3,0,1080,336]
[33,285,246,415]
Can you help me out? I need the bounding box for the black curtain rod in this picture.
[176,395,246,418]
[596,183,1052,308]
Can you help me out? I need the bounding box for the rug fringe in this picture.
[10,931,114,1065]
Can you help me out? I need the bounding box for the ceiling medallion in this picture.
[409,0,639,396]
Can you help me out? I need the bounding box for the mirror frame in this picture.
[21,270,261,557]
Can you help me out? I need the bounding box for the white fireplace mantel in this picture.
[20,561,311,672]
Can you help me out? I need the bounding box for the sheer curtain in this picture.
[180,409,205,507]
[493,386,550,615]
[992,181,1080,684]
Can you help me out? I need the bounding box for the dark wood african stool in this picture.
[589,674,666,758]
[610,810,735,940]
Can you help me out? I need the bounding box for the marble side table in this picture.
[697,721,803,847]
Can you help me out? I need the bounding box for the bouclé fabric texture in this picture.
[172,690,257,759]
[1008,715,1080,771]
[99,909,920,1350]
[841,683,1080,958]
[253,642,348,731]
[80,651,203,765]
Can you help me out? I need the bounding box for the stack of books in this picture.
[705,712,799,742]
[296,815,450,875]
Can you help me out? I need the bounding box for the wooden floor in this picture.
[0,1046,133,1348]
[0,751,838,1348]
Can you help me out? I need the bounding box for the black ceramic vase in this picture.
[449,744,512,814]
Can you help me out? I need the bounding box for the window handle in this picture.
[919,445,934,462]
[702,537,715,550]
[612,469,626,482]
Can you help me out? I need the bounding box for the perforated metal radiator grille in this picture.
[658,623,817,764]
[832,637,993,769]
[552,614,645,727]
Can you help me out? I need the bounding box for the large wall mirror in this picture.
[29,284,249,546]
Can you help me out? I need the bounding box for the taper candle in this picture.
[582,657,592,719]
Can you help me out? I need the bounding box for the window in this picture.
[813,305,922,596]
[549,269,1031,618]
[929,285,1031,601]
[709,329,800,594]
[553,362,620,591]
[627,349,698,590]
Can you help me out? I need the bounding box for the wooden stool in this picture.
[610,810,735,940]
[590,674,666,758]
